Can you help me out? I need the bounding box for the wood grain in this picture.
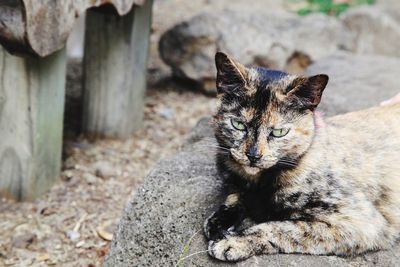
[0,0,147,57]
[0,47,66,200]
[82,0,152,139]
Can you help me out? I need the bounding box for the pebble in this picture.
[12,233,37,248]
[94,161,116,179]
[159,107,176,120]
[83,173,98,184]
[66,230,80,241]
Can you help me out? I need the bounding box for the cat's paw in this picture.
[208,232,279,261]
[208,236,252,262]
[204,206,238,240]
[204,210,231,241]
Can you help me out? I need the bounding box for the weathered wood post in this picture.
[0,0,150,200]
[0,47,66,200]
[83,0,153,139]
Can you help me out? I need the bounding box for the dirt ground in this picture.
[0,1,290,266]
[0,76,216,267]
[0,23,218,267]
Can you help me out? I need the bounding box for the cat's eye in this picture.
[271,128,289,138]
[231,119,246,131]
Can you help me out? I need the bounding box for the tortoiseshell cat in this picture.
[204,52,400,262]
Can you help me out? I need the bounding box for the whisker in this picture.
[278,160,296,164]
[277,160,298,168]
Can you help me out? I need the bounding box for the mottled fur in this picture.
[204,52,400,262]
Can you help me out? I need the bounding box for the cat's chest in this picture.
[241,184,297,222]
[241,181,335,223]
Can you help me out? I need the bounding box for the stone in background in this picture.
[306,52,400,116]
[340,6,400,57]
[159,2,400,93]
[159,10,344,93]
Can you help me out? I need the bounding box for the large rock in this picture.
[340,6,400,57]
[306,52,400,116]
[159,10,344,92]
[105,121,400,266]
[105,54,400,266]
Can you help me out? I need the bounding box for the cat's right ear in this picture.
[215,52,247,95]
[287,74,329,111]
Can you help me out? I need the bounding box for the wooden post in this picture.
[0,47,66,200]
[82,0,153,139]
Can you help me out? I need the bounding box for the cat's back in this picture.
[326,103,400,133]
[321,104,400,200]
[323,103,400,162]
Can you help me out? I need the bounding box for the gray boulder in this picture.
[306,52,400,116]
[106,51,400,266]
[340,6,400,57]
[106,118,400,266]
[159,10,344,92]
[376,0,400,24]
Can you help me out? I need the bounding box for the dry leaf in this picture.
[96,222,113,241]
[76,241,85,248]
[36,253,50,262]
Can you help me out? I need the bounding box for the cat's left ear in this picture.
[287,74,329,110]
[215,52,248,95]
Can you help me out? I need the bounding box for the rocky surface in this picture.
[159,3,400,93]
[376,0,400,24]
[340,6,400,57]
[159,10,344,92]
[105,57,400,265]
[306,52,400,116]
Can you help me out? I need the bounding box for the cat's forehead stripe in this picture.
[220,67,301,125]
[241,108,256,122]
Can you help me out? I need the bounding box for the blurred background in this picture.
[1,0,399,266]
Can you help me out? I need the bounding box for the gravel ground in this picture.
[0,75,216,266]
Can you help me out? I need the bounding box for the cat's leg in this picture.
[204,193,246,241]
[208,220,387,262]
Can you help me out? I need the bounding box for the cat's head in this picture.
[213,52,328,179]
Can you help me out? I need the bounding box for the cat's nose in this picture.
[246,151,262,163]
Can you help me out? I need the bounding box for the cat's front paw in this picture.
[208,236,253,262]
[208,233,279,262]
[204,204,243,240]
[203,210,232,241]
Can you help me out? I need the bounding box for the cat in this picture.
[203,52,400,262]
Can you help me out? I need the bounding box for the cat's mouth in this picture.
[230,150,265,174]
[242,165,262,175]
